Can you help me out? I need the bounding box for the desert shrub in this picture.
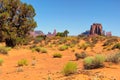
[48,44,53,48]
[16,37,30,45]
[31,46,47,53]
[57,38,67,44]
[0,46,11,54]
[69,44,75,48]
[30,45,36,49]
[40,48,47,53]
[59,45,68,51]
[86,41,95,49]
[75,52,87,60]
[17,59,28,66]
[91,37,99,44]
[32,47,41,52]
[33,35,45,44]
[0,58,4,66]
[106,52,120,63]
[112,43,120,50]
[93,54,105,68]
[53,53,62,58]
[103,38,118,46]
[84,55,105,69]
[71,40,78,45]
[62,62,77,76]
[66,43,75,48]
[79,43,89,50]
[84,57,94,69]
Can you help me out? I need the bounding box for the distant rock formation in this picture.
[106,32,112,36]
[30,30,44,37]
[81,30,90,36]
[90,23,103,35]
[47,29,57,37]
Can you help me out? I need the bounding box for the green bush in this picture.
[84,57,94,69]
[75,52,87,60]
[0,46,11,54]
[0,58,4,66]
[40,48,47,53]
[93,54,105,68]
[53,53,62,58]
[79,43,89,50]
[106,52,120,63]
[31,46,47,53]
[17,59,28,66]
[32,47,41,52]
[84,55,105,69]
[103,38,118,46]
[59,45,68,51]
[112,43,120,50]
[62,62,77,76]
[33,35,45,44]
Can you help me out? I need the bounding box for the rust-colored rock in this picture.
[90,23,103,35]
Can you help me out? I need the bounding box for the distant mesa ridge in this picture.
[81,23,112,36]
[30,30,44,37]
[30,29,57,37]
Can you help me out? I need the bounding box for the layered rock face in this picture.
[90,23,103,35]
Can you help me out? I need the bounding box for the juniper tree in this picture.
[0,0,37,47]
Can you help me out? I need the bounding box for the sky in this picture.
[21,0,120,36]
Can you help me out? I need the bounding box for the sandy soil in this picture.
[0,39,120,80]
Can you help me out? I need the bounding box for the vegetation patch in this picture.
[79,43,89,50]
[0,46,11,54]
[62,62,77,76]
[106,52,120,63]
[31,46,47,53]
[84,54,105,69]
[17,59,28,66]
[53,53,62,58]
[40,48,47,53]
[59,45,68,51]
[112,43,120,50]
[32,46,41,52]
[75,52,87,60]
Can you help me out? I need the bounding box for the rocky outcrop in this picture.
[90,23,103,35]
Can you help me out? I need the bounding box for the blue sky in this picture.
[21,0,120,36]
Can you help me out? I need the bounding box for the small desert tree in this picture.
[64,30,69,37]
[56,32,65,37]
[0,0,37,47]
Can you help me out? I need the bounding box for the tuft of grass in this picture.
[31,46,47,53]
[53,53,62,58]
[0,46,11,54]
[59,45,68,51]
[40,48,47,53]
[93,54,105,68]
[84,54,105,69]
[0,58,4,66]
[62,62,77,76]
[75,52,87,60]
[31,46,41,52]
[84,57,94,69]
[112,43,120,50]
[17,59,28,66]
[79,43,89,50]
[106,52,120,63]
